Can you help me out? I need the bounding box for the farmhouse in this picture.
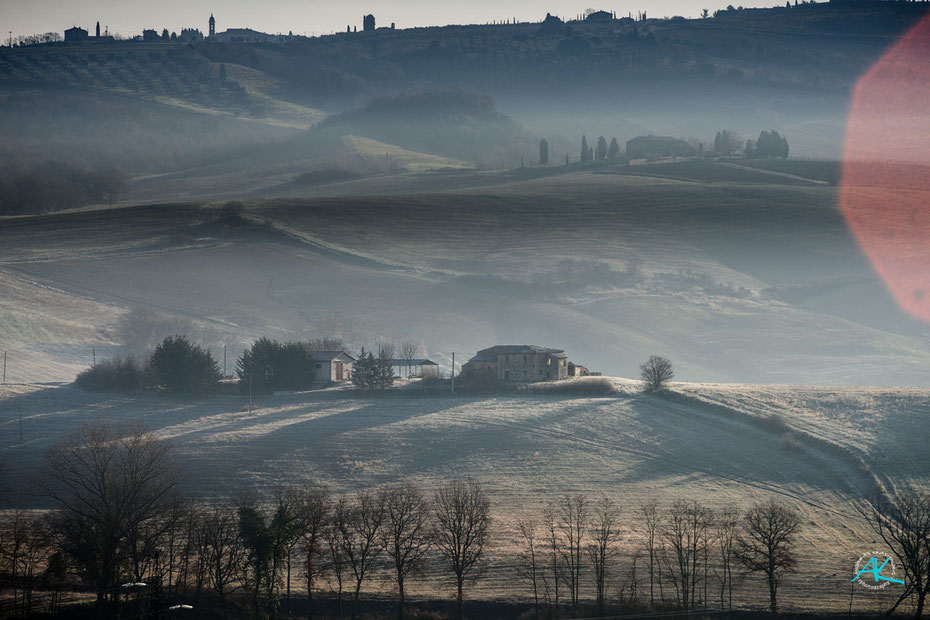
[311,351,355,383]
[64,26,89,42]
[463,345,569,382]
[585,10,614,22]
[626,135,696,160]
[391,359,440,379]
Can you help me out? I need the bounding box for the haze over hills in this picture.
[2,162,930,386]
[3,5,930,617]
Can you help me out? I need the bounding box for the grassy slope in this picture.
[1,378,925,610]
[2,164,929,385]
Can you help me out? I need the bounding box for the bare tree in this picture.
[271,488,305,616]
[542,502,564,618]
[558,494,589,613]
[41,421,180,609]
[333,491,386,619]
[736,499,802,614]
[517,519,542,620]
[378,342,396,361]
[588,497,622,615]
[380,484,432,619]
[862,492,930,619]
[325,515,348,619]
[0,511,48,616]
[641,499,661,607]
[399,341,421,379]
[116,306,195,355]
[200,505,244,618]
[640,356,674,392]
[306,338,345,352]
[661,500,713,611]
[316,313,343,340]
[714,506,740,611]
[293,487,331,620]
[433,480,491,620]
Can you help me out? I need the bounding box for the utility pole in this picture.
[2,350,6,383]
[249,375,253,414]
[223,344,227,377]
[19,400,23,443]
[451,352,455,394]
[93,346,96,366]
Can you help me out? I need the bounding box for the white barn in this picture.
[312,351,355,383]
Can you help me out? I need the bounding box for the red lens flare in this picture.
[841,14,930,322]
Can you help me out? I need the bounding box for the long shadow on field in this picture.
[623,393,868,516]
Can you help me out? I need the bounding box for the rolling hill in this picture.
[0,377,926,611]
[1,162,929,386]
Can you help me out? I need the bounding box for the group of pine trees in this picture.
[745,129,790,159]
[535,135,626,167]
[350,348,395,392]
[75,335,221,393]
[580,135,624,164]
[236,337,317,392]
[715,129,790,158]
[77,334,401,395]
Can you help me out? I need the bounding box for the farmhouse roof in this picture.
[626,135,690,146]
[391,359,439,366]
[470,345,567,361]
[586,10,613,21]
[312,350,356,362]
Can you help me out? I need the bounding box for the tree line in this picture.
[0,162,127,216]
[76,334,408,394]
[3,422,928,619]
[0,422,489,619]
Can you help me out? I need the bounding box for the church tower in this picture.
[209,14,215,38]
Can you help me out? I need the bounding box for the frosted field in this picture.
[2,378,927,611]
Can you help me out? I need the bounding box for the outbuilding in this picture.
[311,351,355,383]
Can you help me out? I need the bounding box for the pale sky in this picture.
[2,0,780,39]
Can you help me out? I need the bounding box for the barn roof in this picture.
[468,345,567,362]
[312,350,356,362]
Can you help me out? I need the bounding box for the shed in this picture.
[311,351,356,383]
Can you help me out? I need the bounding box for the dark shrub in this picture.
[151,335,221,393]
[525,377,617,396]
[74,357,149,392]
[236,338,316,393]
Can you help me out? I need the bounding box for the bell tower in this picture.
[209,14,215,38]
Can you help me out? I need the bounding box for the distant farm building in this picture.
[392,359,440,379]
[626,135,696,160]
[64,26,89,42]
[363,14,376,32]
[586,10,614,22]
[216,28,279,42]
[463,345,569,382]
[539,13,566,34]
[312,351,355,383]
[568,362,591,377]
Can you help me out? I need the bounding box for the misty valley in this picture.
[1,1,930,619]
